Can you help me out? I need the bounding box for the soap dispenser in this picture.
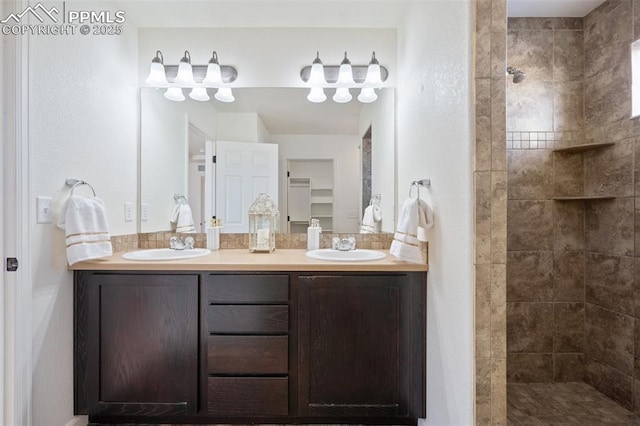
[307,218,321,250]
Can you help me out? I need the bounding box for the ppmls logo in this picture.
[2,2,125,36]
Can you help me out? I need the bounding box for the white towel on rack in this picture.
[170,203,196,233]
[60,195,112,265]
[360,204,382,234]
[390,197,434,263]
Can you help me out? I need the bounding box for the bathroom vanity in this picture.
[72,250,427,425]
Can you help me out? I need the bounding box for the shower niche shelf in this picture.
[551,142,617,201]
[551,142,614,153]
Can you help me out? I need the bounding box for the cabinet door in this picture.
[76,273,199,416]
[297,274,421,418]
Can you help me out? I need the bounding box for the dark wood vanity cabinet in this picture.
[74,270,426,424]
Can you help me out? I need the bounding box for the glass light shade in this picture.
[336,63,355,87]
[363,63,383,87]
[307,87,327,103]
[174,62,195,86]
[308,62,326,86]
[357,87,377,103]
[333,87,352,103]
[202,62,223,87]
[164,87,185,102]
[215,87,235,103]
[145,62,168,87]
[189,87,210,102]
[248,193,279,253]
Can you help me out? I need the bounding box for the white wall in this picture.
[138,28,397,88]
[397,2,474,425]
[217,112,265,142]
[28,6,139,425]
[359,88,396,233]
[273,134,360,233]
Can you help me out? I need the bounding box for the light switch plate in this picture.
[124,202,134,222]
[36,196,53,223]
[141,203,149,222]
[346,210,358,219]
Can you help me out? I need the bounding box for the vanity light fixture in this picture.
[145,50,238,103]
[300,51,388,104]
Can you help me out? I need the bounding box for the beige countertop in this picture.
[71,249,428,272]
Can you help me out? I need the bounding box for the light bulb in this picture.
[164,87,185,101]
[307,87,327,103]
[336,52,355,87]
[189,87,210,101]
[202,51,223,87]
[145,51,168,87]
[358,87,377,103]
[174,51,195,86]
[333,87,352,103]
[215,87,235,103]
[307,52,326,86]
[363,52,383,88]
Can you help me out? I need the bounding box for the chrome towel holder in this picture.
[65,178,96,196]
[409,178,431,198]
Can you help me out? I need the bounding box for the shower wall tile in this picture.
[554,31,584,82]
[491,264,507,358]
[585,198,634,257]
[584,140,634,197]
[507,30,553,81]
[636,260,640,319]
[476,79,492,171]
[635,0,640,41]
[633,139,640,196]
[507,81,554,132]
[476,357,492,425]
[491,172,507,264]
[477,265,491,359]
[585,252,635,315]
[554,201,585,251]
[585,303,634,374]
[507,251,553,302]
[491,357,507,424]
[553,353,584,382]
[553,18,583,30]
[553,251,585,302]
[491,80,507,170]
[507,200,554,250]
[554,302,585,353]
[507,150,553,200]
[553,81,584,132]
[635,318,640,378]
[491,31,507,80]
[507,302,554,353]
[584,64,632,132]
[552,152,584,197]
[476,0,492,79]
[507,18,553,30]
[476,172,492,265]
[585,359,634,410]
[491,0,506,33]
[507,353,553,382]
[584,0,632,81]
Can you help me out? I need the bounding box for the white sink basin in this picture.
[305,249,386,262]
[122,248,211,261]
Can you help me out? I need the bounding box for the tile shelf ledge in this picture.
[552,196,616,201]
[551,142,614,153]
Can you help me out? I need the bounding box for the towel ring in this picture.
[409,182,421,199]
[66,178,96,197]
[409,179,431,199]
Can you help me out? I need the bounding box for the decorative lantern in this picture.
[248,193,279,253]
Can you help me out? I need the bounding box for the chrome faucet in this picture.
[332,237,356,251]
[170,236,194,250]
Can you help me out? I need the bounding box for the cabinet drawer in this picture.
[208,335,288,374]
[206,275,288,303]
[207,377,288,416]
[208,305,288,333]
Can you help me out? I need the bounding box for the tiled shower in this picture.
[506,2,640,414]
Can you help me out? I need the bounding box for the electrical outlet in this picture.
[124,202,134,222]
[36,196,53,223]
[141,203,149,222]
[346,210,358,219]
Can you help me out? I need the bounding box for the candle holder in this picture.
[248,193,279,253]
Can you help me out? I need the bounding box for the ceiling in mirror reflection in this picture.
[207,88,366,135]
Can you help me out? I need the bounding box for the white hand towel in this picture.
[61,195,112,265]
[360,205,382,234]
[390,197,434,263]
[171,204,196,233]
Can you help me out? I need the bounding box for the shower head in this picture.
[507,66,526,83]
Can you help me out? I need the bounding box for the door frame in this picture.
[2,1,33,424]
